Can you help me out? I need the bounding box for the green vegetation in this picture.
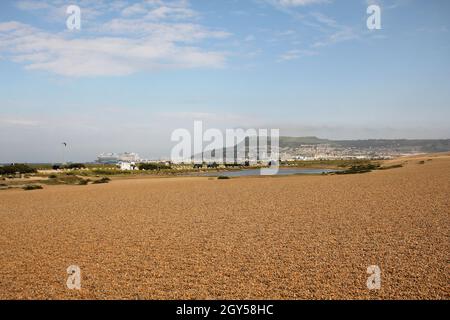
[77,179,90,185]
[336,164,380,175]
[224,163,242,168]
[218,176,231,180]
[43,175,109,185]
[92,177,110,184]
[28,163,117,171]
[27,163,54,170]
[23,185,43,191]
[378,164,404,170]
[89,169,131,175]
[336,163,403,175]
[281,159,373,169]
[64,163,86,169]
[41,175,87,186]
[208,162,220,168]
[0,164,36,175]
[138,163,172,171]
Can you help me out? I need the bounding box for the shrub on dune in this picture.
[92,177,110,184]
[23,185,43,191]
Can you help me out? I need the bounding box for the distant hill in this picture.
[280,137,450,153]
[192,136,450,162]
[279,136,331,147]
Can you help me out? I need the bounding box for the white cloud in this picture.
[0,23,227,76]
[16,0,50,11]
[263,0,330,10]
[305,12,359,48]
[366,0,411,10]
[15,0,118,22]
[276,0,329,6]
[121,3,150,17]
[120,0,197,20]
[261,2,359,53]
[0,117,41,127]
[312,27,358,47]
[1,0,231,77]
[145,6,197,20]
[277,49,317,62]
[244,35,256,42]
[309,12,338,28]
[99,20,230,40]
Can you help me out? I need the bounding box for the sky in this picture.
[0,0,449,162]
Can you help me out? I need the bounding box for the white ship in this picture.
[97,152,140,164]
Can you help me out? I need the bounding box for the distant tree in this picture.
[138,163,171,171]
[0,164,37,175]
[207,162,219,168]
[65,163,86,169]
[224,163,239,168]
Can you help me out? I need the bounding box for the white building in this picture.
[118,162,138,171]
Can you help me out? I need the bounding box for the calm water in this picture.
[195,168,339,177]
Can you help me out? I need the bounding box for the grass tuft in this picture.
[23,185,43,191]
[92,177,110,184]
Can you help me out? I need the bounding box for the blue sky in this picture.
[0,0,449,162]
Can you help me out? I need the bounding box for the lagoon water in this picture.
[197,168,339,177]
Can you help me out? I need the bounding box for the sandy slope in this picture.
[0,155,449,299]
